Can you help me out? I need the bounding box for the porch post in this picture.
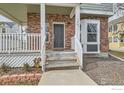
[75,5,80,40]
[0,28,1,52]
[40,3,46,72]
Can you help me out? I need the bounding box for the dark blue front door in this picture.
[53,24,64,48]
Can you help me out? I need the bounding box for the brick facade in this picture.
[28,13,75,50]
[27,13,40,33]
[27,13,108,52]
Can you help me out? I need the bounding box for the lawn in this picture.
[109,50,124,59]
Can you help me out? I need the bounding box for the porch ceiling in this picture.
[0,3,27,25]
[0,3,74,25]
[27,4,73,15]
[46,5,73,15]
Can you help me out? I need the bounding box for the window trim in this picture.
[109,25,113,32]
[113,24,117,32]
[45,23,49,43]
[109,37,112,43]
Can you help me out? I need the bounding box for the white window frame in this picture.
[109,24,113,32]
[81,19,100,54]
[113,24,117,32]
[109,37,112,43]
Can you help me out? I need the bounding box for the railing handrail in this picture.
[0,33,41,35]
[74,36,83,70]
[75,37,82,52]
[0,33,41,53]
[40,34,46,72]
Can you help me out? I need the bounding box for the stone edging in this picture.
[109,53,124,62]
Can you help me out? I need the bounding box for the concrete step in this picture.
[46,51,76,61]
[46,60,79,69]
[84,54,99,58]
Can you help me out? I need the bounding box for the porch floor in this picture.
[38,69,97,85]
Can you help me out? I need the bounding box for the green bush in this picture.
[22,63,31,72]
[33,57,41,72]
[0,63,11,72]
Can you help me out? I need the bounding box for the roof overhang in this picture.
[80,9,113,16]
[46,3,79,7]
[109,16,124,24]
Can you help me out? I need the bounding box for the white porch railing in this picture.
[0,33,41,53]
[74,36,83,69]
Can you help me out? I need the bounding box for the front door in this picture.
[53,23,64,49]
[81,19,100,53]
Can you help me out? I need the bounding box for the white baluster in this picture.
[34,34,36,51]
[22,34,25,52]
[3,34,5,52]
[28,34,30,52]
[12,34,13,52]
[31,34,33,51]
[26,34,28,52]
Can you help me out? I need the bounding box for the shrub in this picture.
[0,63,11,73]
[33,57,41,72]
[22,63,31,72]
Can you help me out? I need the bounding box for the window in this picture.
[87,34,97,42]
[113,36,118,42]
[120,36,124,42]
[87,23,97,32]
[87,44,98,52]
[109,37,112,43]
[2,28,6,33]
[45,23,49,42]
[109,25,113,32]
[113,24,117,32]
[120,38,124,42]
[87,23,97,42]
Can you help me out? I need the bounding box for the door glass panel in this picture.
[87,34,97,42]
[87,44,98,52]
[87,23,97,32]
[87,23,97,42]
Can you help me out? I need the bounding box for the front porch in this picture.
[0,3,83,72]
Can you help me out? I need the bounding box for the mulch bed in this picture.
[0,67,42,76]
[84,56,124,85]
[0,68,42,85]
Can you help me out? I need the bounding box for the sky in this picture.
[0,15,13,22]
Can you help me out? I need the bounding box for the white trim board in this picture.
[80,10,113,16]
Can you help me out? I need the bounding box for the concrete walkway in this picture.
[38,69,97,85]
